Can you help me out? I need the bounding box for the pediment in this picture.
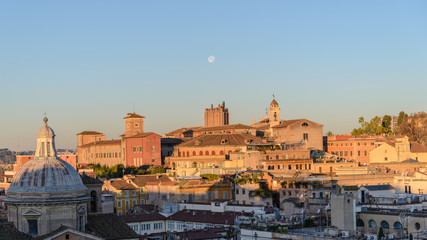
[23,209,42,216]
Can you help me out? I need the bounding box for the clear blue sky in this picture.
[1,1,426,150]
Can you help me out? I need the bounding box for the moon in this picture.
[208,56,215,63]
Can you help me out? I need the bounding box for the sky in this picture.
[1,1,426,151]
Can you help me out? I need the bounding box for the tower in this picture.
[269,96,280,126]
[124,112,145,137]
[204,101,229,127]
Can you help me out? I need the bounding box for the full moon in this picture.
[208,56,215,63]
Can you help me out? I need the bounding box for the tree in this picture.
[147,165,166,174]
[397,111,408,127]
[378,227,384,240]
[327,131,334,137]
[352,116,386,135]
[397,112,427,144]
[382,115,392,133]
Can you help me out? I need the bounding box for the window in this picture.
[345,151,348,156]
[177,222,184,230]
[380,221,389,229]
[118,210,122,215]
[415,222,421,230]
[393,222,402,229]
[364,151,367,156]
[168,221,175,230]
[115,152,118,158]
[117,200,122,207]
[133,147,136,152]
[303,133,309,140]
[358,151,361,156]
[196,223,204,229]
[66,234,70,239]
[356,219,365,227]
[152,146,155,151]
[132,190,137,196]
[242,189,246,194]
[28,219,38,235]
[117,191,122,197]
[125,190,130,197]
[385,157,388,161]
[368,220,377,228]
[236,189,239,195]
[224,192,228,199]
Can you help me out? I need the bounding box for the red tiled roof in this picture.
[131,175,173,187]
[271,119,304,128]
[76,131,103,135]
[120,212,167,223]
[123,112,145,119]
[110,180,137,190]
[195,124,254,132]
[125,132,159,139]
[168,209,243,225]
[80,139,121,148]
[178,133,264,147]
[411,142,427,153]
[165,126,203,136]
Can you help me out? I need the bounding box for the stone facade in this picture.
[5,118,90,237]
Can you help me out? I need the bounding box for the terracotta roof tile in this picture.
[76,131,103,135]
[120,212,167,223]
[87,213,140,240]
[123,112,145,119]
[177,133,264,147]
[131,174,173,187]
[411,142,427,153]
[80,139,121,148]
[125,132,159,139]
[110,180,137,190]
[195,124,254,132]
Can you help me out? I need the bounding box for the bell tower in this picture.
[269,96,280,126]
[124,113,145,137]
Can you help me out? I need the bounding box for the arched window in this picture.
[187,151,190,157]
[415,222,421,230]
[205,151,209,155]
[91,190,97,213]
[228,150,232,154]
[172,162,176,170]
[369,220,377,228]
[192,151,196,156]
[178,152,181,157]
[211,151,215,155]
[302,122,308,127]
[393,222,403,230]
[220,150,224,155]
[356,219,365,227]
[192,162,197,168]
[380,221,389,229]
[199,151,203,155]
[276,155,279,160]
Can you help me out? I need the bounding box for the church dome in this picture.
[7,158,86,193]
[7,118,86,194]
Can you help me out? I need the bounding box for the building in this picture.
[326,135,386,164]
[169,133,265,177]
[4,117,90,236]
[204,101,229,127]
[370,136,427,163]
[77,112,161,167]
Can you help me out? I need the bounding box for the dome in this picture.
[7,117,86,194]
[7,157,86,193]
[36,117,55,137]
